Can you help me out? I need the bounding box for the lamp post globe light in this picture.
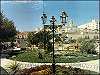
[41,12,47,25]
[50,16,56,75]
[60,11,68,26]
[60,11,68,51]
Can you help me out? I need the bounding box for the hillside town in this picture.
[16,19,99,53]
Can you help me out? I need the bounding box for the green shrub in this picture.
[6,61,21,74]
[80,39,97,54]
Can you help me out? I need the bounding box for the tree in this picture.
[0,12,17,42]
[77,37,85,43]
[80,39,97,54]
[27,25,63,53]
[27,32,34,46]
[27,30,53,53]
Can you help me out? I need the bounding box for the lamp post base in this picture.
[52,63,56,75]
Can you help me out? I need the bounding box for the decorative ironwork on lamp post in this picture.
[60,11,68,51]
[50,16,56,75]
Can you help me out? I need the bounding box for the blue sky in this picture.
[1,1,99,31]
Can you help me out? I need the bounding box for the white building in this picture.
[78,19,99,31]
[57,20,77,32]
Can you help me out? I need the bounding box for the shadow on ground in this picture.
[0,66,9,75]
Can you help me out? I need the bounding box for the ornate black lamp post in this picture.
[50,16,56,75]
[41,12,47,50]
[60,11,68,51]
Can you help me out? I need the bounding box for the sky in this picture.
[1,1,99,31]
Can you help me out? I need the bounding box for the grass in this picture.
[10,49,53,63]
[10,49,99,63]
[55,52,99,63]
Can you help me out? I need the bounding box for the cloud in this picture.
[31,1,43,10]
[1,1,44,10]
[1,1,11,3]
[2,1,43,4]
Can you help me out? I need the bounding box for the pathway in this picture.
[1,58,99,73]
